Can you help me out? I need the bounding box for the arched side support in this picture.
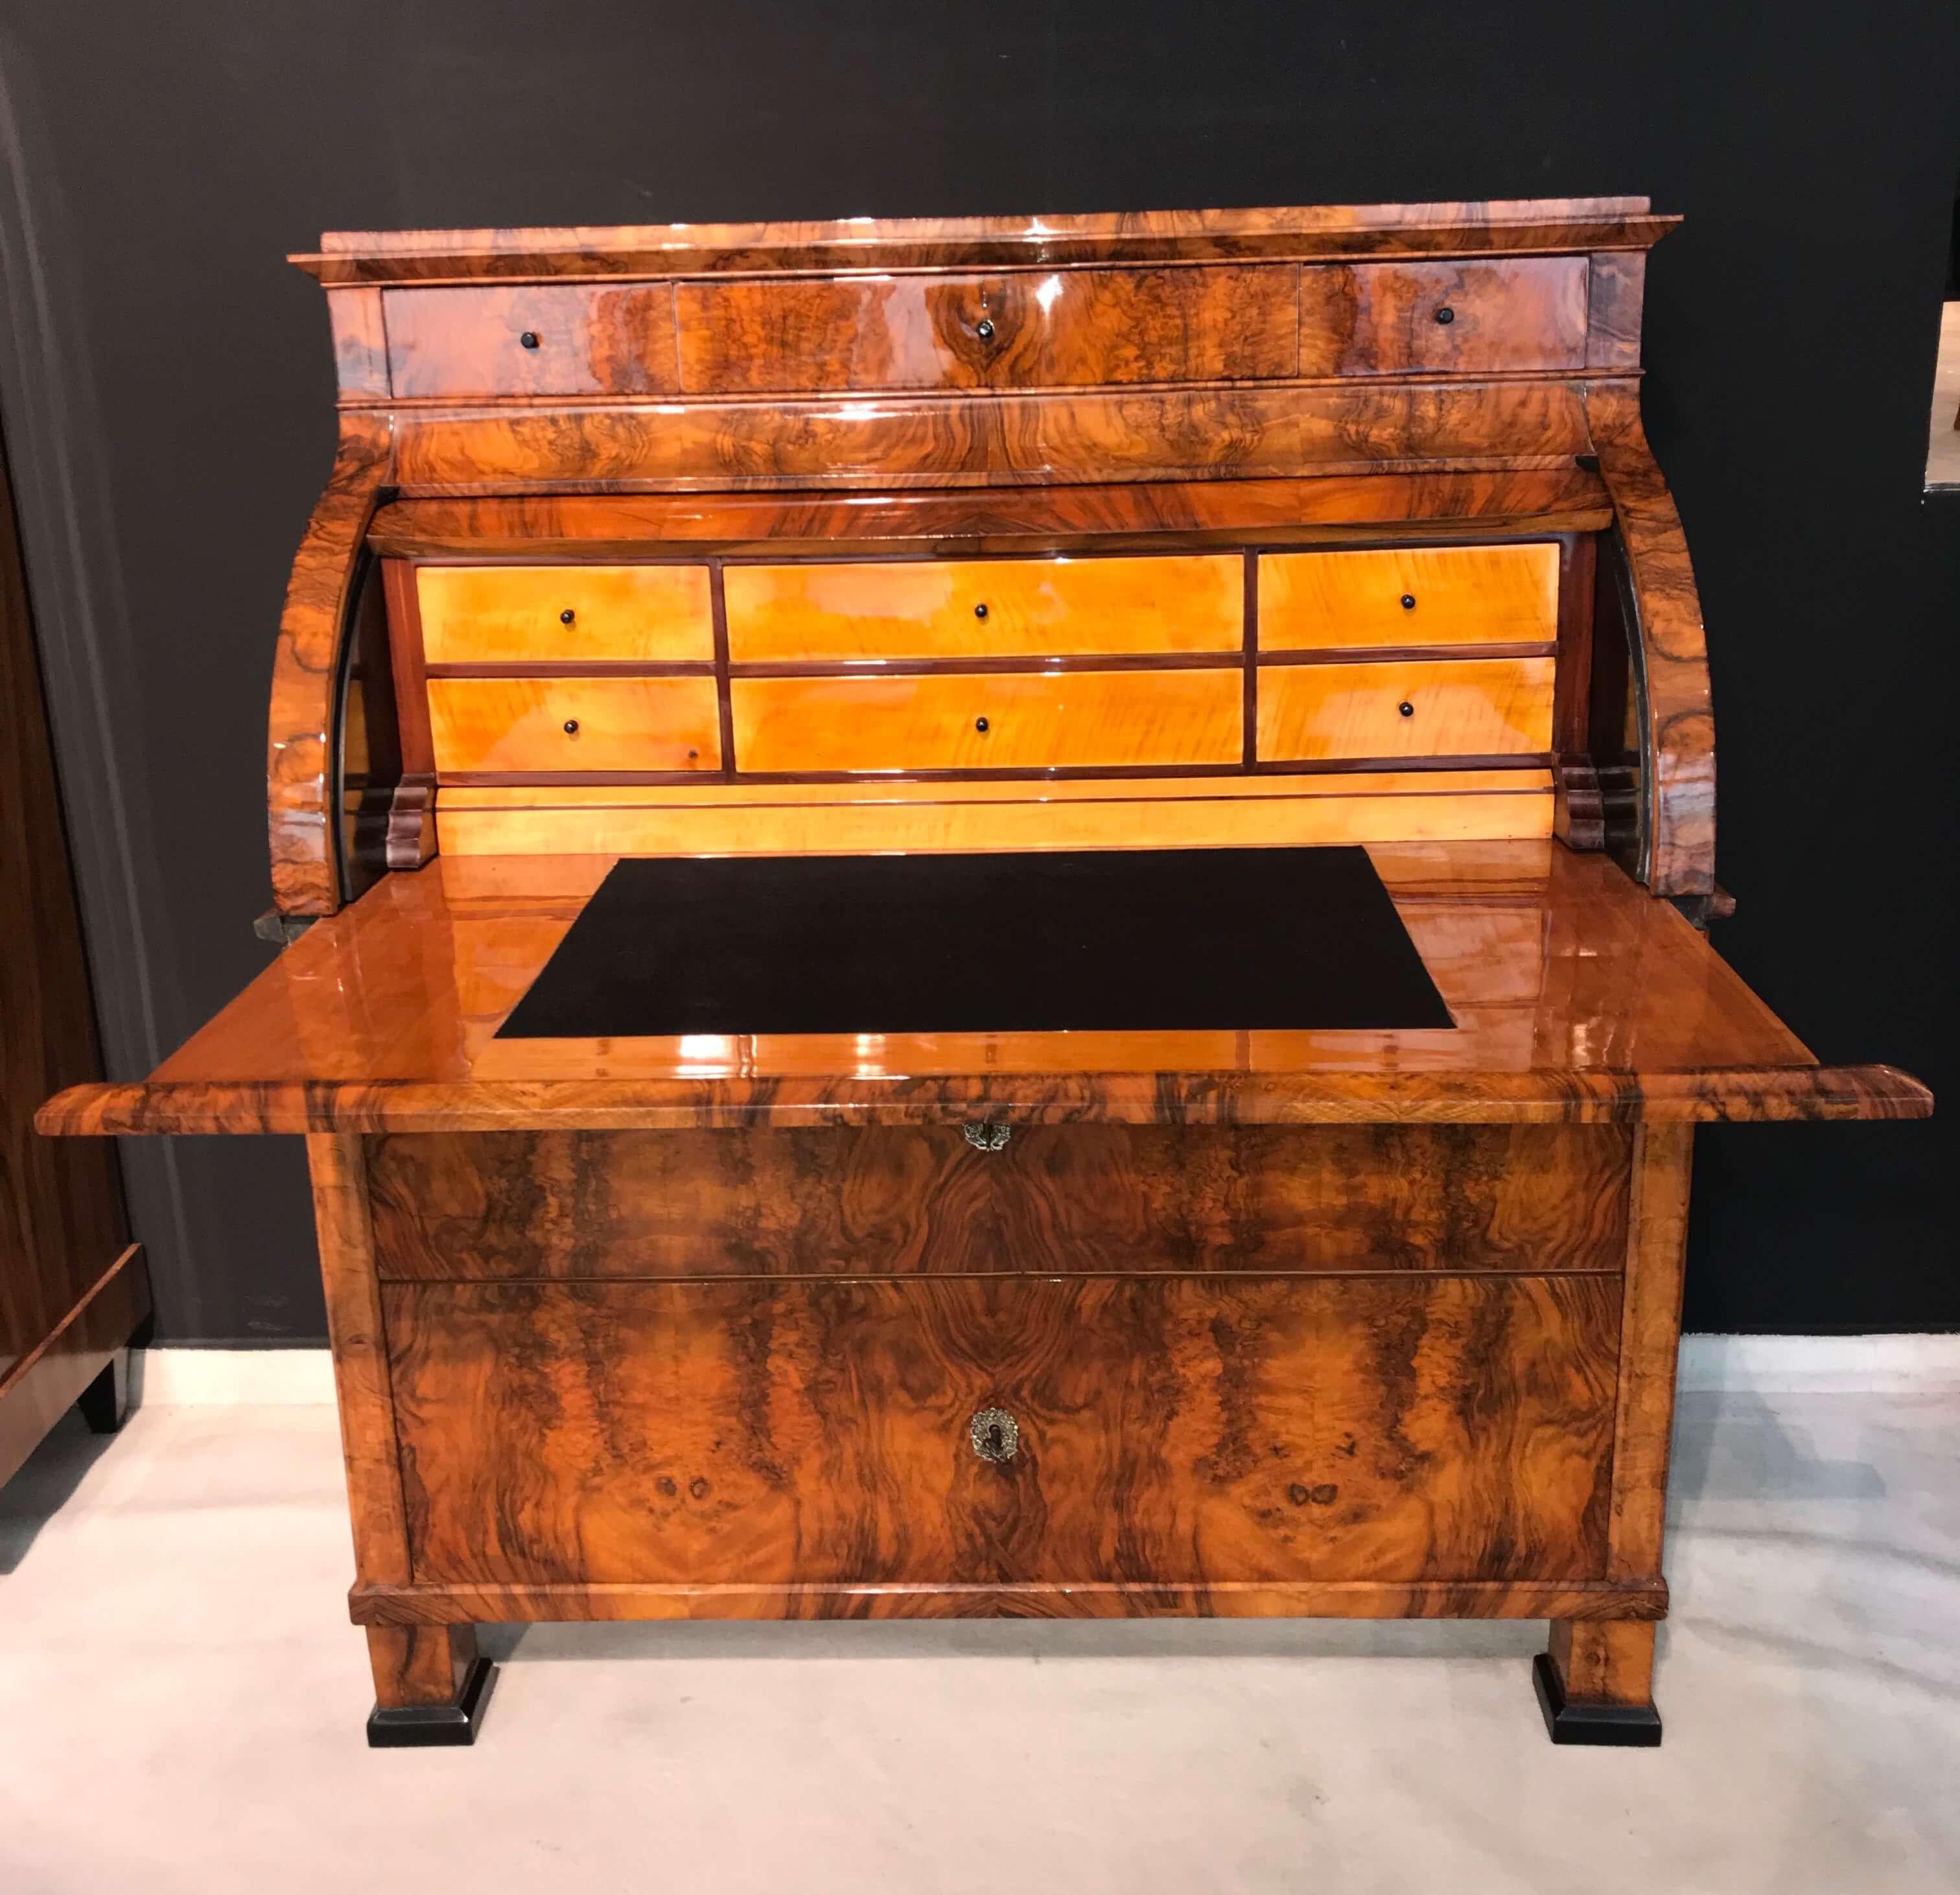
[1583,384,1716,900]
[268,414,394,917]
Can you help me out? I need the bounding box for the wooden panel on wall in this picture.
[723,554,1242,661]
[1257,656,1556,760]
[366,1122,1633,1280]
[418,563,714,663]
[1298,259,1589,375]
[675,266,1300,393]
[384,1273,1621,1587]
[730,668,1243,772]
[1259,543,1559,650]
[383,284,681,398]
[428,676,721,774]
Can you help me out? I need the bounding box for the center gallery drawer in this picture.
[383,1274,1622,1588]
[723,554,1243,661]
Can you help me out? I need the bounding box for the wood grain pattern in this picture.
[291,199,1675,285]
[367,1623,480,1710]
[1255,656,1555,760]
[1585,254,1647,372]
[427,676,721,774]
[325,287,389,401]
[1298,259,1589,375]
[1259,543,1559,649]
[270,414,393,913]
[677,267,1298,394]
[417,563,714,663]
[1546,1619,1656,1707]
[729,668,1242,772]
[383,1274,1621,1588]
[723,554,1242,661]
[384,284,680,397]
[363,1123,1633,1281]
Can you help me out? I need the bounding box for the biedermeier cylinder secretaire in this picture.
[39,200,1930,1749]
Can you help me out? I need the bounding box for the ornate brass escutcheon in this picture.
[969,1407,1020,1463]
[962,1122,1012,1153]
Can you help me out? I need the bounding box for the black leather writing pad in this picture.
[495,846,1452,1039]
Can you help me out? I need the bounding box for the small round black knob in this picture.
[520,331,541,349]
[1398,701,1415,718]
[975,318,996,342]
[1434,306,1455,325]
[687,748,698,760]
[1400,593,1416,611]
[559,607,576,625]
[974,716,989,733]
[974,602,988,620]
[563,718,579,735]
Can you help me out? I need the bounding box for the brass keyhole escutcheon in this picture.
[970,1407,1019,1463]
[962,1122,1011,1153]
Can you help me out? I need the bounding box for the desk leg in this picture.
[366,1625,496,1748]
[1535,1621,1661,1745]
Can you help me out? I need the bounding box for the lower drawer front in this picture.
[385,1275,1618,1588]
[1255,656,1554,761]
[428,676,722,774]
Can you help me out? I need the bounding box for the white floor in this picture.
[1,1383,1955,1894]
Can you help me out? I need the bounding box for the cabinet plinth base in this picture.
[366,1656,498,1748]
[1532,1651,1662,1747]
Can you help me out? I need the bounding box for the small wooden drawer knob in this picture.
[519,331,542,349]
[975,318,996,342]
[1400,593,1417,611]
[969,1406,1019,1462]
[559,608,576,625]
[1398,701,1415,718]
[974,716,989,733]
[973,602,989,620]
[1434,306,1455,325]
[563,719,580,735]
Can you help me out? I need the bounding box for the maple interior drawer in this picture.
[723,554,1243,662]
[364,1124,1633,1282]
[730,668,1242,772]
[427,676,721,775]
[1256,656,1555,762]
[417,565,715,665]
[1298,257,1588,375]
[382,283,680,397]
[382,1273,1620,1588]
[676,265,1298,394]
[1259,544,1559,651]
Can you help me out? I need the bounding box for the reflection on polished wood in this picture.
[723,554,1242,661]
[1297,259,1588,376]
[417,563,714,664]
[1259,544,1559,650]
[428,676,721,775]
[1257,657,1556,760]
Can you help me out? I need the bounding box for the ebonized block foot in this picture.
[366,1657,498,1748]
[1533,1653,1662,1747]
[76,1350,131,1435]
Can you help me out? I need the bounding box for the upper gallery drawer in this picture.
[382,285,681,398]
[1256,657,1555,761]
[1259,545,1559,651]
[418,565,715,664]
[723,555,1243,662]
[428,677,721,775]
[1298,259,1587,376]
[675,266,1299,393]
[730,670,1242,772]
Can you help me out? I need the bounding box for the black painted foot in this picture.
[75,1352,130,1435]
[1533,1653,1662,1747]
[366,1657,498,1748]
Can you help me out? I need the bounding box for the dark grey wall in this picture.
[1,2,1953,1339]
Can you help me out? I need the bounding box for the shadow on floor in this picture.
[0,1404,130,1574]
[1669,1390,1888,1506]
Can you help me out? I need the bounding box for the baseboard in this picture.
[135,1334,1960,1407]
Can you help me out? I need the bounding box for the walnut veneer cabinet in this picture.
[39,200,1929,1749]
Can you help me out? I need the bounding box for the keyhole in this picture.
[987,1423,1004,1455]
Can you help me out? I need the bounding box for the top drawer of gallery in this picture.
[383,285,682,399]
[1298,257,1587,375]
[1258,544,1559,651]
[722,555,1244,663]
[416,565,716,664]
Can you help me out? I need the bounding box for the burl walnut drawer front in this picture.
[364,1124,1633,1280]
[427,676,722,774]
[730,669,1242,772]
[417,565,715,665]
[675,266,1299,394]
[382,284,681,398]
[1256,657,1555,761]
[1259,545,1559,651]
[382,1275,1620,1588]
[723,555,1243,662]
[1297,257,1588,376]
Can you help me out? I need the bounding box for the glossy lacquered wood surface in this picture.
[384,284,680,397]
[729,668,1244,772]
[427,676,721,774]
[417,563,714,663]
[1259,544,1559,649]
[383,1273,1620,1588]
[1256,657,1556,760]
[1298,259,1587,376]
[723,554,1242,661]
[37,843,1932,1134]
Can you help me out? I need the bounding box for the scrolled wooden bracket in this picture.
[268,414,395,918]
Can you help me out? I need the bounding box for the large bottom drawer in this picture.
[384,1275,1619,1589]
